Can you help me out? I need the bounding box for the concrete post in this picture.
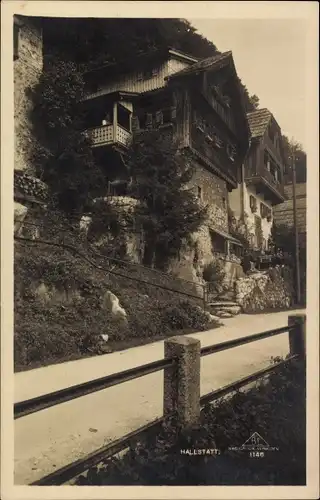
[203,283,207,312]
[163,336,201,430]
[288,314,306,359]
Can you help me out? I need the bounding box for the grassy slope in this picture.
[14,241,219,372]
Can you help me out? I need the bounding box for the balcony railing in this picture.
[86,124,132,148]
[246,164,285,201]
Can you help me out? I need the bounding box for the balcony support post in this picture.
[113,102,118,143]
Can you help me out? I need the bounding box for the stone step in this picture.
[208,301,239,307]
[207,301,242,317]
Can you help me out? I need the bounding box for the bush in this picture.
[77,357,306,486]
[202,260,225,283]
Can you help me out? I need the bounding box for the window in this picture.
[137,72,143,81]
[222,197,226,209]
[197,186,202,201]
[213,133,223,149]
[145,113,153,128]
[155,110,163,126]
[152,67,159,76]
[227,143,236,161]
[131,116,140,131]
[250,195,257,213]
[101,112,112,126]
[260,203,268,219]
[117,103,131,131]
[211,231,226,254]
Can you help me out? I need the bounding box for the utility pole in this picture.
[291,142,301,305]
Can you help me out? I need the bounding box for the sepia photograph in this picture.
[1,1,319,499]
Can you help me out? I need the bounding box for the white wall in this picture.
[228,186,242,218]
[229,183,273,249]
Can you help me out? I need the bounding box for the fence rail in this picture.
[14,358,175,420]
[200,325,291,357]
[15,313,306,486]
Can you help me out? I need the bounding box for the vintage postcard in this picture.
[1,1,319,499]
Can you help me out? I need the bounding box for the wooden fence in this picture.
[14,314,306,486]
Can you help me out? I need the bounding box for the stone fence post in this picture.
[163,336,201,430]
[288,314,306,359]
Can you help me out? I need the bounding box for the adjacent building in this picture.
[81,48,251,263]
[14,15,48,235]
[273,182,307,249]
[229,108,287,250]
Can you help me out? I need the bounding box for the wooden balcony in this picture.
[201,87,236,135]
[86,124,132,149]
[245,164,285,205]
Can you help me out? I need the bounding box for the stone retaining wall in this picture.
[235,267,294,313]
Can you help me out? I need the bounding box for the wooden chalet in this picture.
[81,48,250,254]
[245,108,286,205]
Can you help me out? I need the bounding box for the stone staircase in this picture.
[207,300,241,319]
[206,286,241,318]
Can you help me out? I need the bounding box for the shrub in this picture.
[77,357,306,486]
[202,260,226,293]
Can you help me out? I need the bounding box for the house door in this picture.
[254,215,263,249]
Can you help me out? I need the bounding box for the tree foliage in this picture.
[126,129,208,269]
[29,59,107,214]
[38,17,257,112]
[281,136,307,184]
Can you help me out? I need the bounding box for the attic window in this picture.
[152,67,159,76]
[137,71,143,81]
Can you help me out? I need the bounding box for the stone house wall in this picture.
[189,161,229,233]
[14,16,43,174]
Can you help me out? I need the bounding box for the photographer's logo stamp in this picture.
[228,432,279,458]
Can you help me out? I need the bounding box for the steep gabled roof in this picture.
[166,51,231,80]
[166,50,250,147]
[246,108,272,139]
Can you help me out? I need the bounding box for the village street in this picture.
[14,309,304,485]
